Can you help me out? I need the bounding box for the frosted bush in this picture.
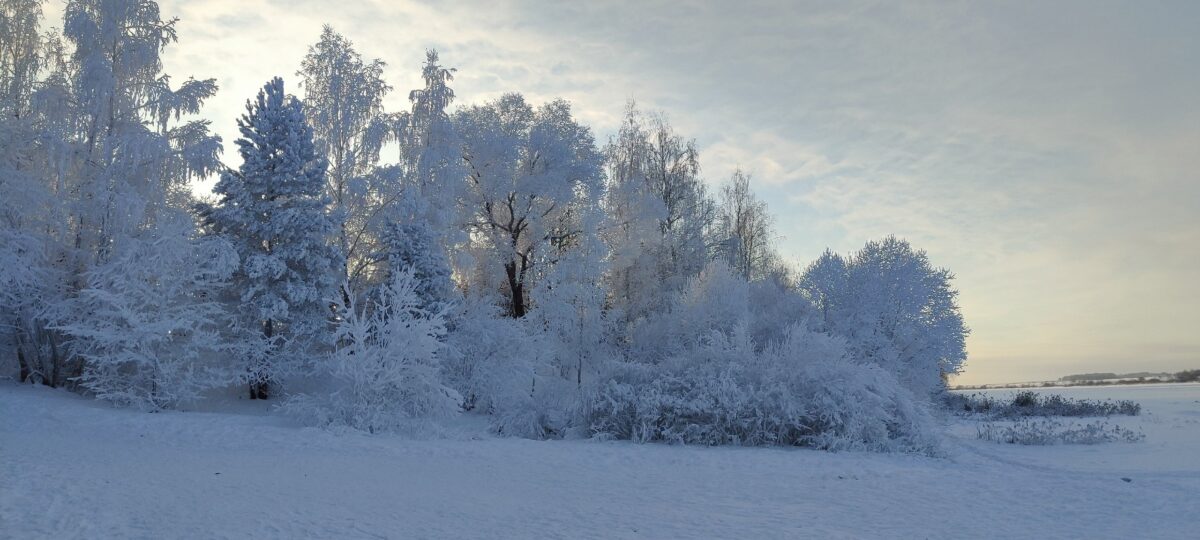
[490,373,578,439]
[282,270,460,434]
[624,263,736,362]
[53,221,240,411]
[977,419,1145,445]
[587,325,941,454]
[442,298,574,438]
[945,392,1141,418]
[746,276,816,351]
[443,298,537,414]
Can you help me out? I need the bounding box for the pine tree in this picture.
[379,219,455,311]
[200,77,343,400]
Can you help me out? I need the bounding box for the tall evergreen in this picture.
[201,77,343,399]
[380,220,455,311]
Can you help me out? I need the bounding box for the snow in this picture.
[951,384,1200,476]
[4,383,1198,539]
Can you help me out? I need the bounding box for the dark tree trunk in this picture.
[249,381,269,400]
[48,338,61,388]
[340,283,352,313]
[250,319,273,400]
[504,261,526,318]
[15,332,31,383]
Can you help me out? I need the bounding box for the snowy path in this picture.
[2,384,1197,539]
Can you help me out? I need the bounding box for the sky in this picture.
[43,0,1200,384]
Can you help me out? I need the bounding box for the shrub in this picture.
[52,224,240,411]
[1012,390,1038,408]
[942,392,997,413]
[443,299,535,414]
[281,270,460,434]
[586,326,942,454]
[944,391,1140,418]
[977,419,1145,445]
[442,297,575,439]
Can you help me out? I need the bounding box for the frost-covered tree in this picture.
[0,0,44,120]
[0,168,64,385]
[0,0,61,383]
[62,0,221,253]
[52,216,239,410]
[200,77,343,400]
[2,0,221,387]
[379,218,456,311]
[601,104,716,330]
[299,26,396,292]
[528,206,611,389]
[600,102,662,325]
[642,112,714,284]
[799,237,969,395]
[456,94,604,318]
[716,169,777,281]
[394,50,464,248]
[797,249,847,327]
[284,268,460,433]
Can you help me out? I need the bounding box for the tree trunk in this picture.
[48,337,61,388]
[15,331,30,383]
[504,261,526,318]
[250,319,273,400]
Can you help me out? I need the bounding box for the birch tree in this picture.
[299,26,396,293]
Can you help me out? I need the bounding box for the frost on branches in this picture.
[587,263,942,454]
[2,0,222,390]
[2,0,974,454]
[299,26,410,295]
[283,269,460,433]
[52,217,239,410]
[455,94,604,318]
[199,77,343,400]
[799,237,969,396]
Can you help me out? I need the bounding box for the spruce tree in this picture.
[201,77,343,400]
[380,219,455,311]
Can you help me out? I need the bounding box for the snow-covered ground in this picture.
[2,383,1198,539]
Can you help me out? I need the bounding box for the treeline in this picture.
[954,369,1200,390]
[0,1,967,452]
[1060,372,1169,382]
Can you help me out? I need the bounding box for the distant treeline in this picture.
[1059,372,1170,382]
[954,369,1200,390]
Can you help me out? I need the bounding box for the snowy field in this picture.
[2,383,1198,539]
